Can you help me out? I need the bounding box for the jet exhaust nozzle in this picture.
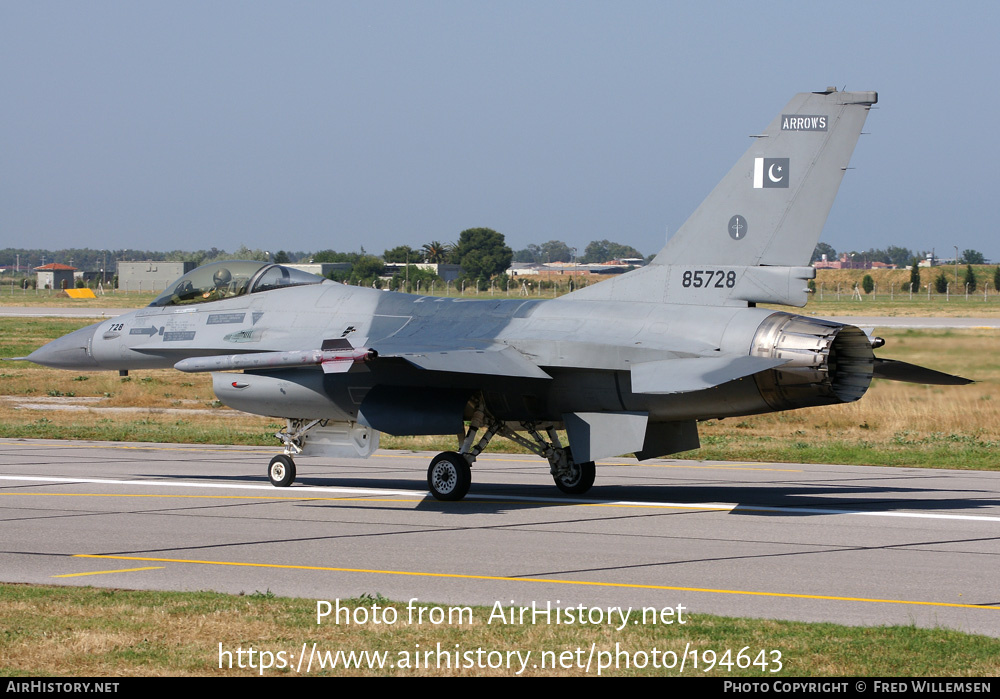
[751,313,874,411]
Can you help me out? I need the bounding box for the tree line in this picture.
[1,231,647,291]
[0,247,310,274]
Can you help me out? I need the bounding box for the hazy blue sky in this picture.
[3,1,998,260]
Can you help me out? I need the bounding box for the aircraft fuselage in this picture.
[32,279,870,433]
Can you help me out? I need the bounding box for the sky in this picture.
[3,1,998,261]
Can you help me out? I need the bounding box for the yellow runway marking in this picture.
[53,566,164,578]
[0,491,422,503]
[76,554,998,613]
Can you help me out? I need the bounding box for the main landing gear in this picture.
[426,452,472,501]
[425,402,596,502]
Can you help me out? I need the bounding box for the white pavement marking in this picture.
[3,475,999,523]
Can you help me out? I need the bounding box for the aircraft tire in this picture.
[268,454,296,487]
[427,452,471,501]
[553,460,595,495]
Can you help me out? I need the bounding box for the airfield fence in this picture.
[815,281,996,303]
[7,276,1000,306]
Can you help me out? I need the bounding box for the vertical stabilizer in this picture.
[654,88,877,267]
[565,88,876,306]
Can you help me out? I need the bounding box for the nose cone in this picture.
[26,323,101,369]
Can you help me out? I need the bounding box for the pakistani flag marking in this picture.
[753,158,790,189]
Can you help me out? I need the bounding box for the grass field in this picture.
[0,288,158,308]
[2,585,998,677]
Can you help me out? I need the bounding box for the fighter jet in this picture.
[22,88,969,501]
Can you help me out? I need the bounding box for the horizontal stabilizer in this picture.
[872,358,972,386]
[631,355,788,394]
[392,346,551,380]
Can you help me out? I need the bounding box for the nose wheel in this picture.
[268,454,296,487]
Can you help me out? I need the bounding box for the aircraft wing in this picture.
[388,346,551,379]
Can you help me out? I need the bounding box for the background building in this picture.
[286,262,350,278]
[382,262,461,282]
[34,263,76,290]
[117,261,195,292]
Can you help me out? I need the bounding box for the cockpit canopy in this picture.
[149,261,325,307]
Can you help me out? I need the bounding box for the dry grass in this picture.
[699,380,1000,458]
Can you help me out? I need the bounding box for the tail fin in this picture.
[567,88,876,306]
[656,87,877,267]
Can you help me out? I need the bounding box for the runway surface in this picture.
[0,306,132,318]
[2,439,998,637]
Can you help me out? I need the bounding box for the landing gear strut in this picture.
[506,422,596,496]
[425,400,596,501]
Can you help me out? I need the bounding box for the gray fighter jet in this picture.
[22,88,969,500]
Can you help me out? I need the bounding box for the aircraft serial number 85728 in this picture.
[681,270,737,288]
[17,87,969,501]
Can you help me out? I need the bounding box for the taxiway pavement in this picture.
[2,439,998,637]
